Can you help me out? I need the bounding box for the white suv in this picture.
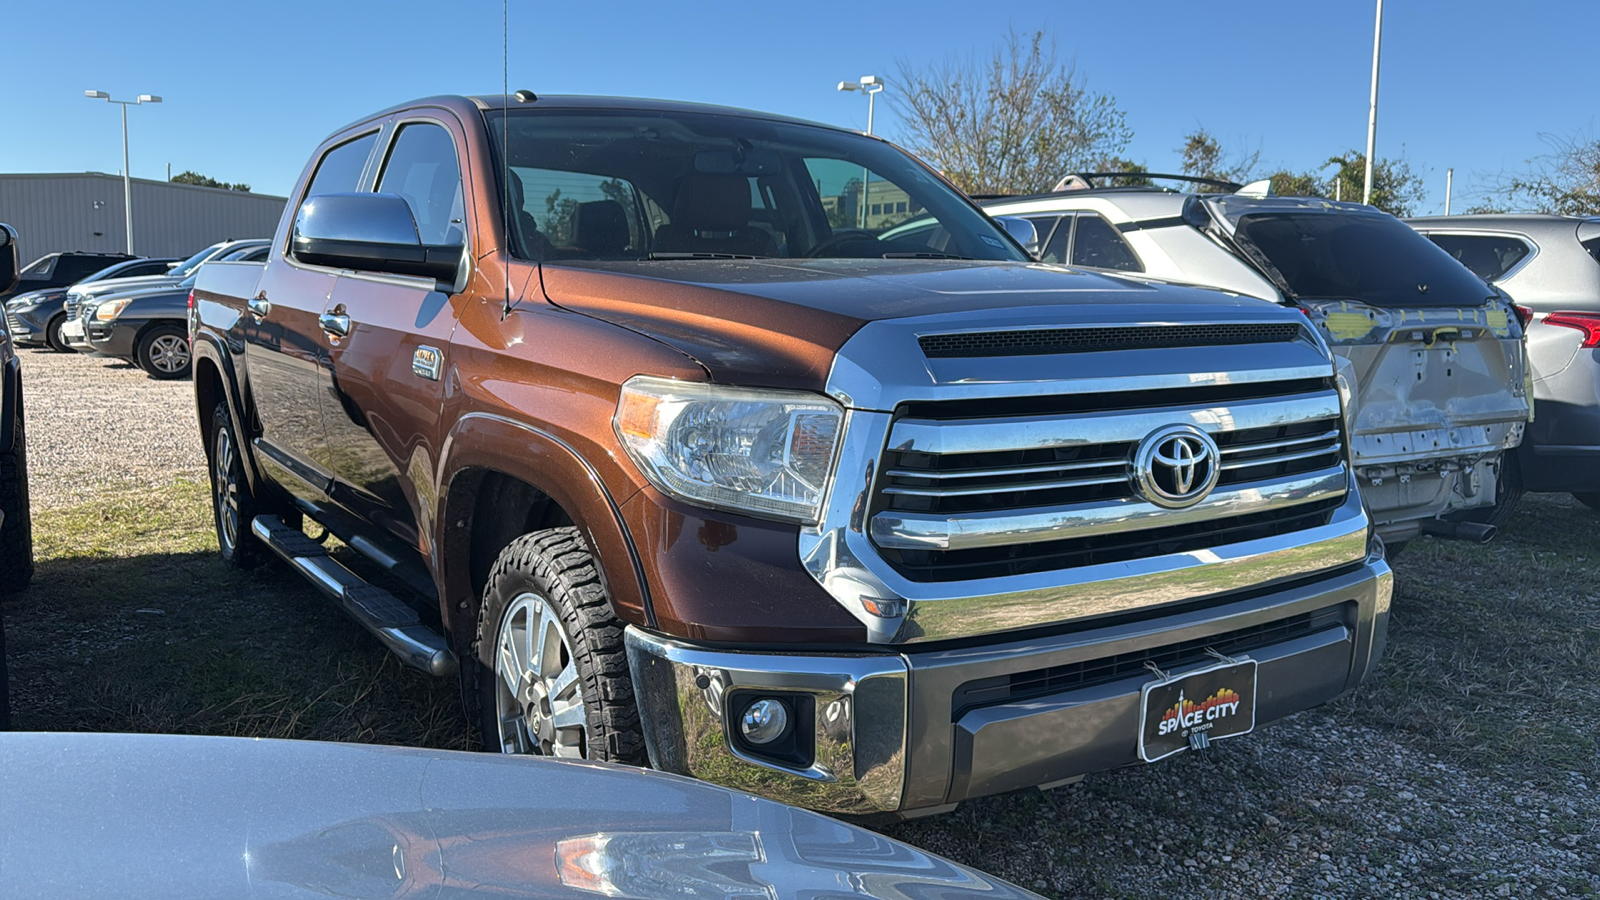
[979,176,1533,548]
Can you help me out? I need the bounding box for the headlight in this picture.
[614,375,844,524]
[95,298,133,321]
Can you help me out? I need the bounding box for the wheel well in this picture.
[194,358,223,455]
[442,468,575,650]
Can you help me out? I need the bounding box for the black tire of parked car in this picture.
[44,314,71,354]
[471,528,646,765]
[207,401,273,570]
[1446,454,1524,532]
[0,408,34,595]
[136,324,192,380]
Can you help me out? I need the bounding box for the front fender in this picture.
[436,412,652,642]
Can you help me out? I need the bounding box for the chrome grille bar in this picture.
[889,392,1342,456]
[872,465,1348,551]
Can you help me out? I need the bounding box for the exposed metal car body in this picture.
[980,183,1532,544]
[0,732,1042,899]
[3,256,178,350]
[1409,215,1600,500]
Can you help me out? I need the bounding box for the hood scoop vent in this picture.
[918,322,1304,358]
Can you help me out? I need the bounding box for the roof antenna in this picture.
[501,0,512,320]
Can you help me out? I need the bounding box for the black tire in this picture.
[207,401,271,570]
[1573,492,1600,512]
[44,315,70,353]
[471,528,645,765]
[136,324,192,380]
[1447,454,1524,531]
[0,410,33,596]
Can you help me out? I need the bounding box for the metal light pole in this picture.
[1445,168,1454,215]
[1362,0,1383,206]
[837,76,884,227]
[85,90,162,254]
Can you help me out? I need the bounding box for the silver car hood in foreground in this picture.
[0,732,1039,900]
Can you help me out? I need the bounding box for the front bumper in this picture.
[626,553,1391,819]
[4,305,49,343]
[86,319,138,359]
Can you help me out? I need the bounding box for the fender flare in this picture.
[191,331,265,492]
[435,411,653,643]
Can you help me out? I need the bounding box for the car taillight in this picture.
[1510,302,1534,329]
[187,290,195,311]
[1543,311,1600,348]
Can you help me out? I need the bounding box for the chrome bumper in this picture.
[626,552,1391,819]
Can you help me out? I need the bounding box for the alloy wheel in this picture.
[149,334,191,374]
[213,425,239,553]
[492,592,588,757]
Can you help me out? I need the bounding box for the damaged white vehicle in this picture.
[980,180,1531,548]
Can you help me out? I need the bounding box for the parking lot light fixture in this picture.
[84,90,162,255]
[837,76,885,228]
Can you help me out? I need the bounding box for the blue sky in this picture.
[1,0,1591,213]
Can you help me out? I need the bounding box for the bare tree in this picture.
[891,30,1132,195]
[1482,131,1600,215]
[1179,127,1261,190]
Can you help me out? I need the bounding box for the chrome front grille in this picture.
[4,312,22,336]
[871,385,1348,582]
[63,295,83,321]
[918,322,1305,358]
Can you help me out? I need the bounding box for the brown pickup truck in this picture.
[192,94,1392,818]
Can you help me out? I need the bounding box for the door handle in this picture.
[319,313,351,337]
[247,295,271,319]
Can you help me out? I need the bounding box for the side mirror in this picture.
[0,224,17,295]
[993,215,1040,259]
[292,192,462,284]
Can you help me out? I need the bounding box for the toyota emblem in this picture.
[1134,424,1221,508]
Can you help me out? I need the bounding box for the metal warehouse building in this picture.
[0,173,286,266]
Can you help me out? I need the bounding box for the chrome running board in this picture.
[251,515,456,677]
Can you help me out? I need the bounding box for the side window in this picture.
[60,257,110,282]
[305,132,378,199]
[377,123,465,246]
[129,261,171,277]
[1035,216,1071,264]
[1424,234,1532,282]
[1071,214,1142,272]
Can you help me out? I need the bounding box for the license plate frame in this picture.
[1137,658,1258,763]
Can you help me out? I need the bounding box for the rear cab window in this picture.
[1422,234,1532,282]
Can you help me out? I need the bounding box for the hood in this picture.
[70,273,182,298]
[0,733,1039,900]
[539,258,1274,391]
[4,288,65,308]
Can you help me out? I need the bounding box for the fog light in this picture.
[739,698,789,745]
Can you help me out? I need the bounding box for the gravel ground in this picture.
[13,348,1600,899]
[16,346,205,508]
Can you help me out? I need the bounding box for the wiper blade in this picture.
[881,252,977,260]
[646,252,771,260]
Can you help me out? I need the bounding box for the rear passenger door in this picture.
[316,118,468,551]
[244,129,380,500]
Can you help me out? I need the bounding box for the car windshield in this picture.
[1233,212,1495,307]
[169,243,226,278]
[485,108,1026,263]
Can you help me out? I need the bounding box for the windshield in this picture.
[169,243,226,278]
[485,108,1026,263]
[1234,212,1494,307]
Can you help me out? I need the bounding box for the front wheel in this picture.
[44,315,71,353]
[136,324,192,379]
[472,528,645,764]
